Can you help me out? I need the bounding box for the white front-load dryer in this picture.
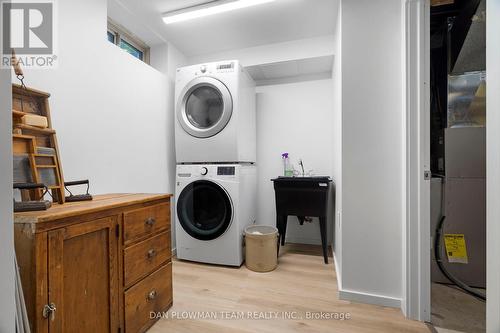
[175,164,257,266]
[175,60,256,163]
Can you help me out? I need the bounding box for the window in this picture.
[107,18,150,64]
[119,39,144,61]
[107,31,115,44]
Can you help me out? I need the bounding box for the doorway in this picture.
[405,0,487,331]
[429,1,486,331]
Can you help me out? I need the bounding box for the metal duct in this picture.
[451,0,485,74]
[447,72,486,127]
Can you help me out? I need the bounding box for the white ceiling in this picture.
[110,0,338,58]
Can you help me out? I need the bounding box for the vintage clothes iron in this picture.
[13,183,52,212]
[64,179,93,202]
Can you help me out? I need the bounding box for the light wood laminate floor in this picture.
[149,244,431,333]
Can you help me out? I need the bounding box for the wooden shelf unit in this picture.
[12,84,65,204]
[14,124,56,135]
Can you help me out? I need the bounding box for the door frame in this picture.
[404,0,431,322]
[405,0,500,325]
[486,0,500,330]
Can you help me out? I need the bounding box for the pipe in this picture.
[434,215,486,301]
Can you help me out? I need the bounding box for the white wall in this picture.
[188,35,335,67]
[256,80,334,244]
[165,43,187,250]
[19,0,172,196]
[338,0,405,307]
[192,40,337,245]
[0,69,15,333]
[486,0,500,330]
[166,44,188,184]
[331,0,343,284]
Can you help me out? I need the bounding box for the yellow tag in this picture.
[444,234,468,264]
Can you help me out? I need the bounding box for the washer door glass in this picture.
[177,180,232,241]
[177,77,233,138]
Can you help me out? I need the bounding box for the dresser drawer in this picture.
[124,231,171,288]
[123,203,170,245]
[125,263,173,333]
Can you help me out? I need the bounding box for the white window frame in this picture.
[107,18,150,64]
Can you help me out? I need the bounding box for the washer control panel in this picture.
[217,166,235,176]
[177,165,239,178]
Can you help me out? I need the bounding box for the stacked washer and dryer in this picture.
[174,60,257,266]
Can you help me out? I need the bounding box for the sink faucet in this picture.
[298,159,305,177]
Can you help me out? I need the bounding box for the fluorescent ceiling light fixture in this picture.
[163,0,276,24]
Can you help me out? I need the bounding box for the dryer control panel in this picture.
[216,62,235,73]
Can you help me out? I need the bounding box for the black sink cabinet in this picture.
[271,177,334,264]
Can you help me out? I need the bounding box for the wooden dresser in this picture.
[14,194,173,333]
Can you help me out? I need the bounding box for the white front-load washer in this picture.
[175,164,257,266]
[175,60,256,163]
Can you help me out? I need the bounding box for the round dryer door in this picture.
[177,180,233,240]
[177,77,233,138]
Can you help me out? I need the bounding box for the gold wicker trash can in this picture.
[245,225,279,272]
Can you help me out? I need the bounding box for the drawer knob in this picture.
[147,290,157,301]
[147,249,157,259]
[145,217,156,227]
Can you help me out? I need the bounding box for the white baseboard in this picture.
[338,289,401,309]
[333,251,342,290]
[331,248,400,309]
